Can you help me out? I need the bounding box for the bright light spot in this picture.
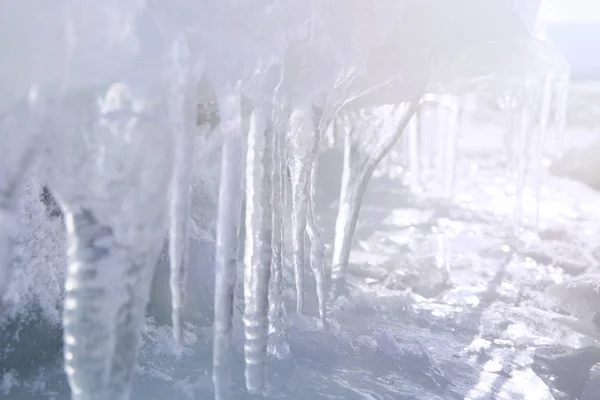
[64,297,77,310]
[65,334,77,346]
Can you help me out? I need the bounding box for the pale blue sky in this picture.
[541,0,600,23]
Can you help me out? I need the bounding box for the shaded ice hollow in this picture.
[0,1,578,400]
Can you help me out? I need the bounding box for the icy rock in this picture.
[545,274,600,321]
[533,345,600,400]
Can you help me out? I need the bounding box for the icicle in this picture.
[63,201,166,400]
[243,104,272,393]
[168,99,196,356]
[268,114,287,358]
[503,94,517,177]
[63,208,121,400]
[167,35,198,354]
[513,98,532,234]
[553,75,569,154]
[285,97,326,323]
[305,155,327,329]
[212,84,245,400]
[331,103,417,291]
[330,120,359,288]
[442,97,460,200]
[288,102,317,314]
[533,75,552,228]
[418,101,435,189]
[406,108,421,189]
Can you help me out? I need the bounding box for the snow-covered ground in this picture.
[3,86,600,399]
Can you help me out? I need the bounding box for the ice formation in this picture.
[0,1,571,399]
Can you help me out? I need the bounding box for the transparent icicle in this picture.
[63,209,124,400]
[513,102,532,234]
[419,103,434,187]
[331,103,417,290]
[330,119,359,288]
[533,75,553,228]
[406,108,421,189]
[503,95,517,177]
[305,155,327,329]
[168,98,195,355]
[212,85,244,400]
[553,75,569,154]
[167,33,197,353]
[243,105,272,393]
[60,83,172,400]
[442,97,460,200]
[268,117,287,358]
[288,103,317,314]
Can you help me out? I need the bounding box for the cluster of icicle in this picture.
[383,43,570,235]
[0,0,569,399]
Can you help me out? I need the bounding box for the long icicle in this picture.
[212,84,245,400]
[554,74,569,154]
[513,96,532,234]
[288,102,316,314]
[406,107,421,189]
[169,89,196,355]
[305,152,327,329]
[63,208,122,400]
[533,75,552,228]
[268,114,286,358]
[442,96,460,200]
[62,82,173,400]
[243,104,273,393]
[331,103,418,291]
